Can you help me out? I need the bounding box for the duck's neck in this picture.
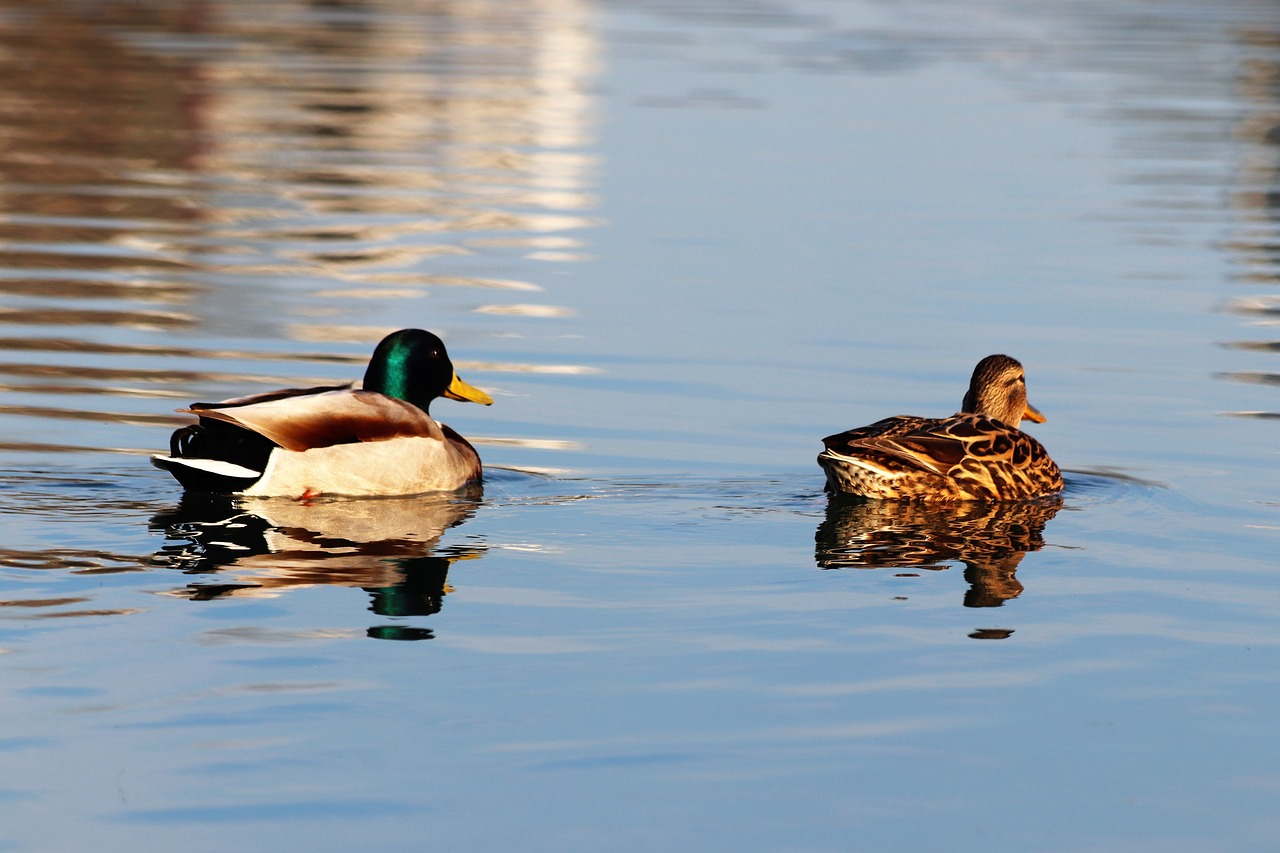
[365,350,431,413]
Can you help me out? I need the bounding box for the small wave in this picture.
[1061,466,1167,505]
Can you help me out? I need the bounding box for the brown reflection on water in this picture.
[152,490,485,640]
[0,5,209,228]
[1228,28,1280,280]
[0,546,148,573]
[0,547,149,619]
[815,496,1063,613]
[0,0,597,458]
[1221,27,1280,416]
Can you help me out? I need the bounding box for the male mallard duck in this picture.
[151,329,493,497]
[817,354,1062,501]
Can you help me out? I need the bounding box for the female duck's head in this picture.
[363,329,493,414]
[960,354,1045,427]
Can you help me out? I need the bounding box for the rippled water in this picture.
[0,0,1278,850]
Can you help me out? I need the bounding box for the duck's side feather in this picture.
[186,388,443,452]
[241,433,479,497]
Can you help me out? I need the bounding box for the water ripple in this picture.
[0,0,601,469]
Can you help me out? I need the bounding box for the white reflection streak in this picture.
[779,659,1126,698]
[197,626,361,645]
[436,634,607,654]
[459,587,599,608]
[313,288,425,300]
[459,361,601,375]
[473,303,575,318]
[329,275,544,292]
[531,0,599,154]
[485,715,971,756]
[468,436,582,450]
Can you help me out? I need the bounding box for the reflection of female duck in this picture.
[818,355,1063,501]
[152,329,493,497]
[815,495,1062,606]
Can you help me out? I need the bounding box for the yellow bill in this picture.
[444,372,493,405]
[1022,402,1046,424]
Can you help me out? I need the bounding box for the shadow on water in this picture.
[150,487,485,641]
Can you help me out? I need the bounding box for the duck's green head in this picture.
[363,329,493,414]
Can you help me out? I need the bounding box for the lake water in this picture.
[0,0,1277,849]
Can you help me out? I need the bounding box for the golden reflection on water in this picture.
[814,496,1063,612]
[153,490,484,640]
[0,0,597,460]
[0,546,147,572]
[1221,27,1280,416]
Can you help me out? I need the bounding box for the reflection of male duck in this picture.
[814,495,1062,608]
[152,489,483,639]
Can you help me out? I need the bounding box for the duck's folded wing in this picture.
[185,389,440,451]
[822,415,980,478]
[821,415,925,448]
[847,433,967,477]
[192,383,352,409]
[849,415,1025,477]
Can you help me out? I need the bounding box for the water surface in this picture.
[0,0,1278,850]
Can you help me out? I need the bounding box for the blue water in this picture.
[0,0,1277,850]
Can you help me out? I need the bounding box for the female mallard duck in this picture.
[817,354,1062,501]
[151,329,493,498]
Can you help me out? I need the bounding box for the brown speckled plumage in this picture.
[818,354,1063,501]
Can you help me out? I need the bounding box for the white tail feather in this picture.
[151,456,262,479]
